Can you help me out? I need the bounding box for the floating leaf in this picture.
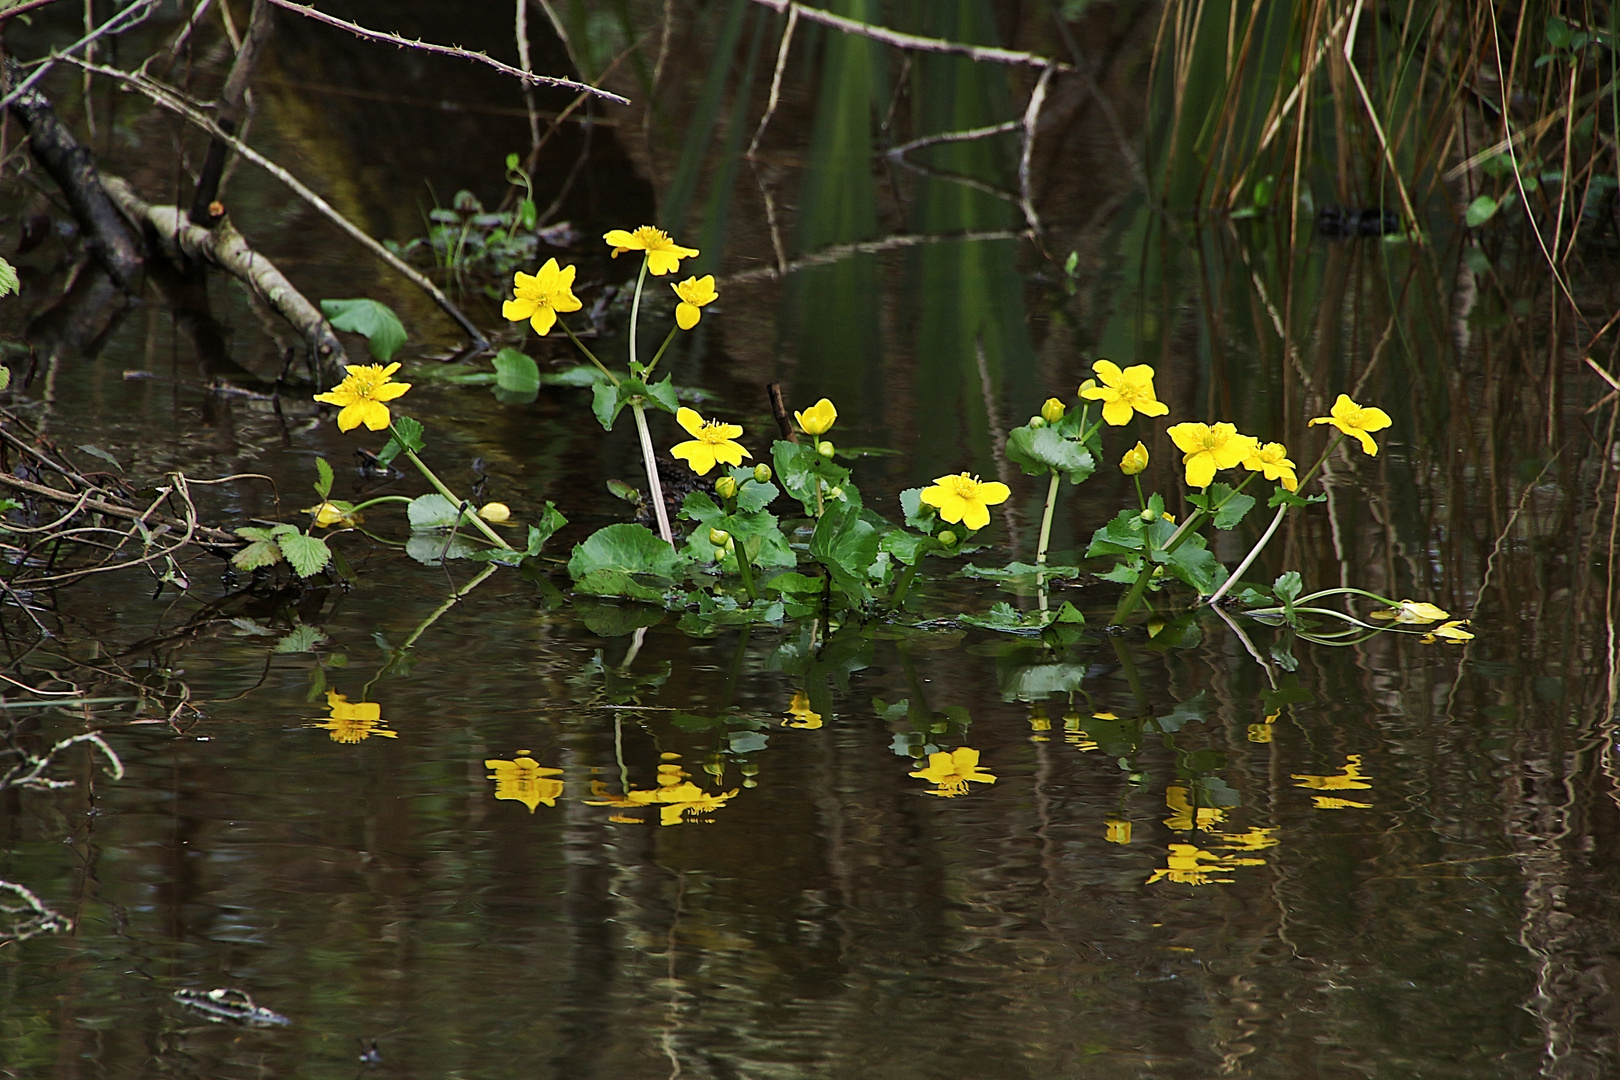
[407,493,464,529]
[274,624,327,654]
[277,531,333,578]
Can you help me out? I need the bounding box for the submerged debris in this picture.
[172,988,292,1028]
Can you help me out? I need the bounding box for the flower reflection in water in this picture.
[1164,784,1226,832]
[909,747,997,797]
[784,691,822,729]
[311,691,398,744]
[1291,754,1373,809]
[485,752,564,812]
[1146,843,1266,885]
[584,754,738,826]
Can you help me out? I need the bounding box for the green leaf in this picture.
[645,375,679,414]
[728,730,770,754]
[493,347,540,393]
[377,416,425,466]
[568,523,684,581]
[76,445,122,473]
[1465,194,1501,227]
[1187,484,1253,530]
[1545,15,1572,48]
[1156,691,1208,732]
[0,256,17,298]
[1272,571,1303,604]
[809,499,879,605]
[320,298,407,362]
[774,440,854,515]
[274,624,327,654]
[1163,537,1223,594]
[407,493,464,529]
[234,526,279,543]
[1268,487,1326,508]
[879,529,937,567]
[1086,508,1148,556]
[231,539,282,571]
[591,381,622,431]
[0,367,11,393]
[899,488,935,533]
[278,531,333,578]
[313,457,334,501]
[1004,425,1095,482]
[539,364,609,388]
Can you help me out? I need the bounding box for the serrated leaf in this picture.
[1273,571,1303,604]
[645,375,679,414]
[568,523,684,581]
[278,531,332,578]
[1211,491,1254,530]
[320,298,407,362]
[899,488,935,533]
[314,457,334,500]
[231,540,282,571]
[407,493,464,529]
[235,526,279,543]
[591,381,622,430]
[0,257,17,298]
[378,416,425,466]
[274,624,327,654]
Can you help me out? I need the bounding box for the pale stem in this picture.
[1205,503,1286,605]
[1034,468,1060,615]
[391,431,512,550]
[632,401,674,544]
[643,325,679,380]
[628,254,649,369]
[559,322,620,386]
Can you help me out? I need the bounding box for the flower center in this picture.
[632,225,672,249]
[698,421,732,444]
[947,475,981,498]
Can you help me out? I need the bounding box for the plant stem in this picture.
[1034,468,1060,615]
[631,401,674,544]
[643,325,679,380]
[734,542,757,601]
[628,255,649,371]
[344,495,413,513]
[389,428,512,550]
[559,322,620,386]
[1205,503,1286,605]
[890,560,922,608]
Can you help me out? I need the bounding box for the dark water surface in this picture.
[3,3,1619,1078]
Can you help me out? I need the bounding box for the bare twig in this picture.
[885,119,1022,162]
[262,0,628,104]
[0,0,72,25]
[63,57,491,350]
[1,730,124,791]
[0,0,158,113]
[1017,65,1055,236]
[723,229,1031,284]
[747,4,797,160]
[0,880,72,941]
[190,0,275,225]
[747,0,1067,70]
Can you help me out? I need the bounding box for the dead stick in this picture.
[767,383,797,443]
[747,0,1068,70]
[190,0,275,225]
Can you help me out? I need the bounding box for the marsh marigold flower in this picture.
[1041,397,1067,424]
[670,407,751,476]
[1370,599,1449,624]
[1079,359,1170,426]
[313,362,411,432]
[910,746,997,797]
[672,275,718,329]
[603,225,699,275]
[794,398,837,436]
[504,258,582,336]
[1166,422,1259,488]
[1120,441,1149,476]
[306,501,359,528]
[1423,620,1474,644]
[1309,394,1392,456]
[919,473,1011,532]
[1243,441,1298,490]
[1105,819,1132,844]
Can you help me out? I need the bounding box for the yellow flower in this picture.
[1291,754,1372,791]
[1105,818,1132,844]
[602,225,699,275]
[485,753,564,812]
[1145,843,1264,885]
[1166,422,1259,488]
[1164,784,1226,831]
[670,407,751,476]
[672,275,718,329]
[1422,620,1474,644]
[1120,441,1149,476]
[918,473,1012,532]
[305,501,359,528]
[1369,599,1450,624]
[1040,397,1066,424]
[909,746,997,797]
[1309,394,1392,456]
[784,690,822,729]
[503,258,583,336]
[311,690,398,743]
[313,362,411,432]
[1243,441,1298,490]
[1078,360,1170,426]
[794,398,838,436]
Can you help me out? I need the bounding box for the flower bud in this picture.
[1028,415,1046,429]
[708,528,731,547]
[1140,508,1157,522]
[1120,441,1149,476]
[753,463,772,483]
[1041,397,1066,424]
[715,475,738,499]
[937,529,957,546]
[817,441,835,458]
[713,546,729,562]
[477,501,512,523]
[828,486,845,500]
[1078,378,1097,396]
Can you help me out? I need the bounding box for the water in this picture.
[3,3,1619,1077]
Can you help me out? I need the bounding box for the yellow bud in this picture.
[828,486,845,500]
[1078,378,1097,396]
[1041,397,1066,424]
[477,501,511,523]
[1120,441,1149,476]
[715,475,738,499]
[708,528,731,546]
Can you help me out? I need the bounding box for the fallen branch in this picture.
[64,55,491,351]
[263,0,629,104]
[747,0,1067,70]
[103,174,348,372]
[189,0,275,225]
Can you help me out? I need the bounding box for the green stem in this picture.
[1132,474,1146,509]
[643,325,679,381]
[559,322,620,386]
[631,401,674,544]
[733,541,757,602]
[1204,502,1285,605]
[344,495,414,514]
[628,255,649,371]
[361,564,499,697]
[390,430,512,550]
[1034,468,1060,615]
[890,560,922,608]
